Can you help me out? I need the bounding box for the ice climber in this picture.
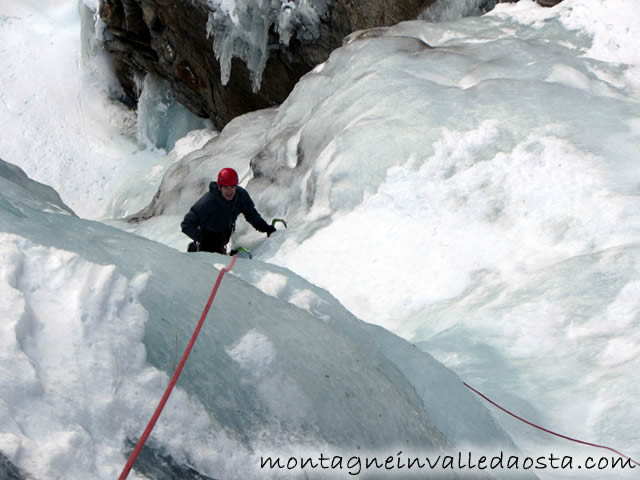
[181,167,276,254]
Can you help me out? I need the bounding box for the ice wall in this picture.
[0,158,517,478]
[136,75,212,152]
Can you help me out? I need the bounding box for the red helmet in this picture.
[217,167,239,186]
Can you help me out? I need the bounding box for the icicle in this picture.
[205,0,328,92]
[136,75,211,152]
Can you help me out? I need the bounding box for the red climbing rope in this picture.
[117,251,638,476]
[118,255,237,480]
[463,382,640,467]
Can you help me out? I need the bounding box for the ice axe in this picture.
[229,246,253,259]
[228,219,286,259]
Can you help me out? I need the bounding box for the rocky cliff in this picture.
[98,0,438,129]
[98,0,563,129]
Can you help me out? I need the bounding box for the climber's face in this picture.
[220,185,236,201]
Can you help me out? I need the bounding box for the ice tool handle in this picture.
[230,246,253,258]
[228,219,285,259]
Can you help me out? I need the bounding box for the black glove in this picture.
[265,225,276,237]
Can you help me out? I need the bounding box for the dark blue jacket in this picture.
[181,182,270,242]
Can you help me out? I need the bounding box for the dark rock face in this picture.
[98,0,435,130]
[536,0,563,6]
[0,452,27,480]
[498,0,563,6]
